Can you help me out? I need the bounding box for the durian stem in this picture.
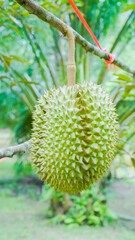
[66,26,76,86]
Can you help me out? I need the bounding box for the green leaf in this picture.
[114,74,133,83]
[0,1,4,6]
[0,75,9,80]
[10,82,17,87]
[9,16,22,27]
[131,154,135,168]
[0,54,28,70]
[7,24,21,35]
[105,209,117,222]
[10,55,28,63]
[88,215,101,226]
[10,80,40,86]
[121,3,135,13]
[64,217,75,224]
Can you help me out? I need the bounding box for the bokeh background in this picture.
[0,0,135,239]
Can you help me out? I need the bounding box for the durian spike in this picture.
[66,26,76,86]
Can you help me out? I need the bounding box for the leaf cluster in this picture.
[41,184,117,226]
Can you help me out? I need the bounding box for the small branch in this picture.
[15,0,135,75]
[0,140,31,159]
[0,176,43,186]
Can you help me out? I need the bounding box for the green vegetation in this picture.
[0,0,135,238]
[41,184,117,226]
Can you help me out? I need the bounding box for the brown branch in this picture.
[15,0,135,75]
[0,176,43,186]
[0,140,31,158]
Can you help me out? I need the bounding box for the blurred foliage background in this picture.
[0,0,135,235]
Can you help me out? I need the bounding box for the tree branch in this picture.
[0,176,43,186]
[16,0,135,75]
[0,140,31,159]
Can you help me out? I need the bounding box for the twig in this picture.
[0,140,31,159]
[0,175,43,186]
[15,0,135,75]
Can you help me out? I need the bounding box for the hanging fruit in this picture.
[31,26,118,194]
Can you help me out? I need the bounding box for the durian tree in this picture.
[0,0,134,136]
[0,0,135,194]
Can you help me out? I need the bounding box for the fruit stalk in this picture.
[66,26,76,86]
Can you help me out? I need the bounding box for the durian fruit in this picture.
[31,82,118,194]
[31,26,118,194]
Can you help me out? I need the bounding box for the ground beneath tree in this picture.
[0,178,135,240]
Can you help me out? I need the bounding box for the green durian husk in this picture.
[31,82,118,194]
